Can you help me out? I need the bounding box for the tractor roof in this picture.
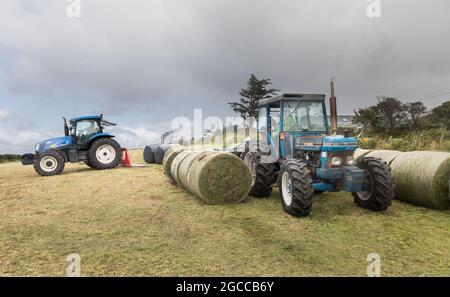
[70,115,102,123]
[258,93,326,107]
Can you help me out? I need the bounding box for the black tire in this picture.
[85,159,94,168]
[143,146,155,164]
[34,150,65,176]
[250,162,278,197]
[244,153,278,198]
[86,138,122,170]
[352,157,394,211]
[279,160,314,217]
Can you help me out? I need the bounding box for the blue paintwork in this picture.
[321,135,358,152]
[70,115,102,122]
[343,166,365,192]
[35,136,73,153]
[313,183,337,192]
[88,133,114,144]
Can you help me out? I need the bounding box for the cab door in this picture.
[269,107,281,159]
[75,120,101,149]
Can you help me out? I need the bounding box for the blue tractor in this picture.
[243,91,395,217]
[21,115,122,176]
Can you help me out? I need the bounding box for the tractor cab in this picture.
[244,92,394,217]
[257,94,329,159]
[65,115,116,149]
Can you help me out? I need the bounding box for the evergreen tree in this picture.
[228,74,279,120]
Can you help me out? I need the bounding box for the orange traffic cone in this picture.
[121,148,132,168]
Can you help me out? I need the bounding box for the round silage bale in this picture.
[186,152,252,205]
[143,146,155,164]
[178,151,204,191]
[390,151,450,210]
[366,150,403,166]
[354,149,372,161]
[162,146,185,180]
[154,144,173,164]
[170,150,193,186]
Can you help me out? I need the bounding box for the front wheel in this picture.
[279,160,314,217]
[34,150,65,176]
[87,138,122,170]
[352,157,395,211]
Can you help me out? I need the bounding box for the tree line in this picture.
[353,97,450,134]
[228,74,450,135]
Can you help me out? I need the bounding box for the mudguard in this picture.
[88,133,114,145]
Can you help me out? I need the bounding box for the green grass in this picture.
[0,154,20,163]
[358,129,450,152]
[0,161,449,276]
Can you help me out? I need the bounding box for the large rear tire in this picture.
[352,157,394,211]
[87,138,122,170]
[279,160,314,217]
[244,152,277,198]
[34,150,65,176]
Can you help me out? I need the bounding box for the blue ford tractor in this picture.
[243,90,395,217]
[21,115,122,176]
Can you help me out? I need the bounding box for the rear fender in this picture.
[87,133,114,147]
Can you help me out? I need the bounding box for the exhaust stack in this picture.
[329,79,338,134]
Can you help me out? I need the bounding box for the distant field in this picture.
[0,156,449,276]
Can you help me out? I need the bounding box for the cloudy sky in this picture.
[1,0,450,153]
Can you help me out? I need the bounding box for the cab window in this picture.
[283,101,326,132]
[76,120,101,146]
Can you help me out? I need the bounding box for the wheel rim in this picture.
[281,171,293,206]
[244,153,256,186]
[96,144,116,164]
[357,169,373,201]
[40,156,58,172]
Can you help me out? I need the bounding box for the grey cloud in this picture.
[1,0,450,120]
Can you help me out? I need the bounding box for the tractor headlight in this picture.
[331,157,342,166]
[347,156,355,165]
[35,143,41,151]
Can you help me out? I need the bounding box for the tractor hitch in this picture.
[21,153,35,166]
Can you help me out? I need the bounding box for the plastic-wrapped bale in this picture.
[390,151,450,210]
[185,151,252,205]
[162,146,185,180]
[178,151,204,192]
[354,149,372,161]
[170,150,193,186]
[154,144,173,164]
[366,150,403,166]
[143,146,155,164]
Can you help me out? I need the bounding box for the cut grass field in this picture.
[0,154,449,276]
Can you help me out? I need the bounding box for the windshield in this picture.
[283,101,327,132]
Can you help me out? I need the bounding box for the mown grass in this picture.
[0,158,449,276]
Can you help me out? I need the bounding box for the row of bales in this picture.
[142,144,449,211]
[162,147,252,205]
[354,149,450,210]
